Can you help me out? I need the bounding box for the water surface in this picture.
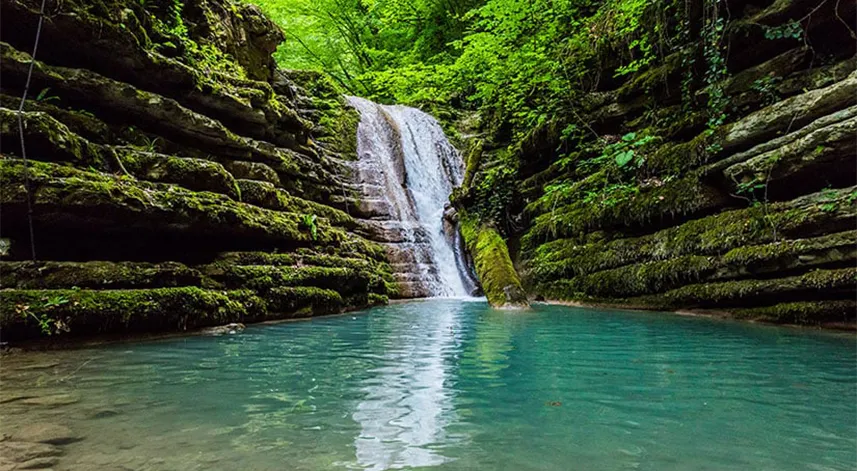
[2,300,855,470]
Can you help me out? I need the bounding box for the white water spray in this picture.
[347,97,473,297]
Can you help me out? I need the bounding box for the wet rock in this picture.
[202,323,246,336]
[20,394,80,408]
[12,424,80,445]
[90,409,121,420]
[14,362,60,371]
[15,456,59,469]
[223,161,281,186]
[0,442,62,464]
[0,393,34,405]
[722,70,856,152]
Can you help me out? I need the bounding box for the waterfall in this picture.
[346,97,477,298]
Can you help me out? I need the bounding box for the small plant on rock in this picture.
[16,294,71,336]
[302,214,319,241]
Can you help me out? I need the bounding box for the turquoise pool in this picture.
[2,300,854,470]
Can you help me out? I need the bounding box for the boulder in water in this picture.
[202,323,246,336]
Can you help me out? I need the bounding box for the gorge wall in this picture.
[0,0,397,341]
[455,0,856,326]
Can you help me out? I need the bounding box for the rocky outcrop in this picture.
[0,0,391,342]
[461,0,856,326]
[459,215,528,309]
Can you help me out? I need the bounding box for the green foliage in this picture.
[247,0,684,128]
[302,214,319,241]
[751,75,782,106]
[35,87,60,103]
[472,162,518,229]
[702,13,728,130]
[15,294,70,335]
[763,21,803,41]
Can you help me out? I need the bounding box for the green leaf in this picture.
[615,150,635,167]
[622,132,637,142]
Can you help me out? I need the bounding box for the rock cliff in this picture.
[456,0,856,326]
[0,0,392,341]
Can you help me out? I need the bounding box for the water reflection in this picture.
[353,301,464,470]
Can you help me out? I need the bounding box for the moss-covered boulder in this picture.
[459,215,528,309]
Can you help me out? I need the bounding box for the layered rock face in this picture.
[468,0,857,326]
[0,0,393,341]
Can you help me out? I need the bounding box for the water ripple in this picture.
[0,301,854,471]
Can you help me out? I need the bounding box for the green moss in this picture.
[537,255,715,300]
[266,286,343,317]
[0,159,370,249]
[644,131,713,176]
[214,252,297,266]
[0,94,116,145]
[236,179,354,228]
[462,140,483,189]
[317,105,361,158]
[203,264,371,295]
[0,261,204,289]
[616,51,683,101]
[721,231,857,272]
[731,300,856,325]
[528,187,857,282]
[460,214,528,308]
[117,149,241,199]
[523,173,721,250]
[0,108,111,170]
[632,267,857,309]
[0,287,263,340]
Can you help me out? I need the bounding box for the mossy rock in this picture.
[523,173,724,250]
[266,286,343,318]
[459,214,528,308]
[117,149,241,200]
[630,267,857,310]
[538,255,716,300]
[222,161,281,186]
[528,186,857,283]
[0,94,117,146]
[731,300,856,326]
[0,287,264,341]
[0,261,205,290]
[0,107,112,170]
[201,264,371,295]
[236,179,354,228]
[1,4,309,147]
[0,159,368,252]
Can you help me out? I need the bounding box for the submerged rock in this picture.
[0,441,62,464]
[20,394,80,408]
[11,424,80,445]
[202,323,246,336]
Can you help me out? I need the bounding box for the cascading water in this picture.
[346,97,477,297]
